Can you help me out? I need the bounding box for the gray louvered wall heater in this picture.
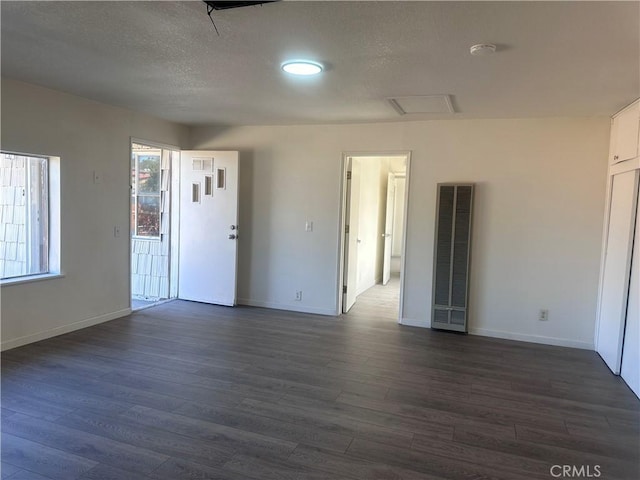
[432,183,474,332]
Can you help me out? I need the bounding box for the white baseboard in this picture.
[400,317,429,328]
[395,319,593,350]
[237,298,336,316]
[1,308,132,351]
[469,327,594,350]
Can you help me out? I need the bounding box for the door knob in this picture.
[228,234,237,240]
[230,225,237,230]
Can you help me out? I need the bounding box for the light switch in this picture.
[93,170,102,184]
[305,221,313,232]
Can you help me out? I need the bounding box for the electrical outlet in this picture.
[538,309,549,321]
[295,291,303,301]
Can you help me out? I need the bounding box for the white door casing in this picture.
[337,151,411,321]
[178,150,239,306]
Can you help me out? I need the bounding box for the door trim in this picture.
[336,151,412,323]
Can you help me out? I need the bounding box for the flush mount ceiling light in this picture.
[281,60,323,76]
[470,43,497,56]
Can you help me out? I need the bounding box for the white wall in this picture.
[191,117,610,348]
[0,79,188,350]
[0,78,611,350]
[354,157,387,295]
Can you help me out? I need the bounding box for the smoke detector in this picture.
[470,44,497,56]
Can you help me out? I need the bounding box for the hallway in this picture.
[346,274,401,322]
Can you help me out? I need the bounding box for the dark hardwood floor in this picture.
[1,298,639,480]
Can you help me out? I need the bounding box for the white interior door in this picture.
[343,158,361,312]
[621,188,640,398]
[382,173,396,285]
[178,150,239,306]
[596,169,639,373]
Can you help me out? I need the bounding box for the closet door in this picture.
[621,189,640,398]
[432,184,474,332]
[596,170,639,374]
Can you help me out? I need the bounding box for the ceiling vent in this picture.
[387,95,455,116]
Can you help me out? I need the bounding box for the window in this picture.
[0,152,49,280]
[131,143,161,238]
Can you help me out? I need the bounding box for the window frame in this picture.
[131,146,162,240]
[0,150,60,284]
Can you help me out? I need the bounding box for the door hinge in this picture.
[346,171,352,180]
[345,225,350,234]
[343,285,347,294]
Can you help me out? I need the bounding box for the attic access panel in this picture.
[388,95,455,116]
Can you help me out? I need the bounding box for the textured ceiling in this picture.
[1,1,638,126]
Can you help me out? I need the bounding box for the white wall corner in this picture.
[1,308,131,351]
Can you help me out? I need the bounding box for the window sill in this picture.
[0,272,65,287]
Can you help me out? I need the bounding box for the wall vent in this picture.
[432,183,474,332]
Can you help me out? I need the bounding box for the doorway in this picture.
[129,145,240,311]
[130,140,180,310]
[339,153,410,321]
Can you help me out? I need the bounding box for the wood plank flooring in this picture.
[2,296,639,479]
